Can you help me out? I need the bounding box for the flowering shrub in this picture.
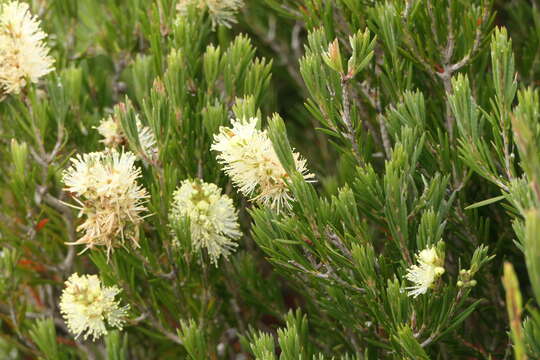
[1,0,540,359]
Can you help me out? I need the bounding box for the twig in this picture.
[438,2,490,137]
[456,334,490,359]
[400,18,437,82]
[442,2,455,65]
[150,316,183,345]
[288,260,365,294]
[446,4,488,74]
[352,81,389,157]
[426,0,442,52]
[402,2,489,137]
[0,305,97,359]
[43,193,76,273]
[420,289,465,348]
[325,228,352,260]
[378,114,392,158]
[131,312,149,324]
[341,78,364,166]
[244,13,305,89]
[420,332,437,348]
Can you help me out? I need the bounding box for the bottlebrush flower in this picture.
[176,0,243,28]
[62,150,149,258]
[96,116,123,147]
[211,117,313,212]
[170,179,241,265]
[405,246,445,298]
[96,114,157,161]
[60,273,129,341]
[0,1,54,95]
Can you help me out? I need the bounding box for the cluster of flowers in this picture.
[62,150,149,258]
[212,117,314,212]
[59,115,314,339]
[65,116,313,262]
[169,179,241,265]
[405,246,446,298]
[61,149,145,340]
[59,273,129,340]
[0,1,54,96]
[0,0,244,97]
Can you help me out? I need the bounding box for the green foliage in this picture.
[29,318,60,360]
[178,319,208,360]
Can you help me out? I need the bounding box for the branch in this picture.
[438,3,490,137]
[149,315,183,345]
[447,4,489,74]
[43,193,76,273]
[341,78,364,166]
[325,228,352,260]
[288,260,366,294]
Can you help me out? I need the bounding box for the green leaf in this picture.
[465,194,507,210]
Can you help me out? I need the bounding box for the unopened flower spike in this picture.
[60,273,129,341]
[211,117,314,212]
[405,245,445,298]
[0,1,54,96]
[169,179,241,265]
[62,149,149,258]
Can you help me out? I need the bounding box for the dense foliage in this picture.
[2,0,540,359]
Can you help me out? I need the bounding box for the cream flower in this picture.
[0,1,54,95]
[96,114,157,161]
[96,116,123,147]
[170,179,241,265]
[176,0,243,28]
[59,273,129,341]
[212,117,313,212]
[62,150,149,258]
[405,246,445,298]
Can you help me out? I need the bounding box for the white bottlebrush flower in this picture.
[96,116,123,147]
[176,0,243,28]
[59,273,129,341]
[62,150,149,257]
[170,179,241,265]
[405,246,445,298]
[96,114,157,161]
[0,1,54,95]
[211,117,313,212]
